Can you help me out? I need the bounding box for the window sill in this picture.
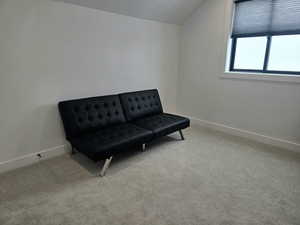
[221,72,300,84]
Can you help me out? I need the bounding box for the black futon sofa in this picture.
[59,89,190,176]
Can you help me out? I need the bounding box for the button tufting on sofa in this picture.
[58,89,190,176]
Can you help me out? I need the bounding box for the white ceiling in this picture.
[53,0,204,25]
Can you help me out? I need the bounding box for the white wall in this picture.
[0,0,180,164]
[178,0,300,145]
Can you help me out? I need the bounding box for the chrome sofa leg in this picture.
[179,130,185,140]
[100,156,113,177]
[142,143,146,151]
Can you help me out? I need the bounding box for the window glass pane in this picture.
[268,35,300,72]
[234,37,267,70]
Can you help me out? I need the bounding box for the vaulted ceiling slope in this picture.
[53,0,204,25]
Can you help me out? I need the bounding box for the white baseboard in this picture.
[0,145,69,174]
[186,116,300,153]
[1,116,299,174]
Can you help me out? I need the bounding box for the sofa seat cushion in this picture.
[133,113,190,138]
[70,123,153,161]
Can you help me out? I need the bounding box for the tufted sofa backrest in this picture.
[119,89,163,121]
[58,95,126,139]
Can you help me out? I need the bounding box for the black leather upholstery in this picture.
[133,113,190,138]
[119,89,163,121]
[58,95,126,139]
[58,90,190,163]
[70,124,152,161]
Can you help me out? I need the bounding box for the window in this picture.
[234,37,267,70]
[229,0,300,75]
[268,35,300,72]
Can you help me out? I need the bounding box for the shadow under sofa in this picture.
[58,89,190,176]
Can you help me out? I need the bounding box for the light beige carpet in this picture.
[0,126,300,225]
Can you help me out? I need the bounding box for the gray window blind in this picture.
[232,0,300,37]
